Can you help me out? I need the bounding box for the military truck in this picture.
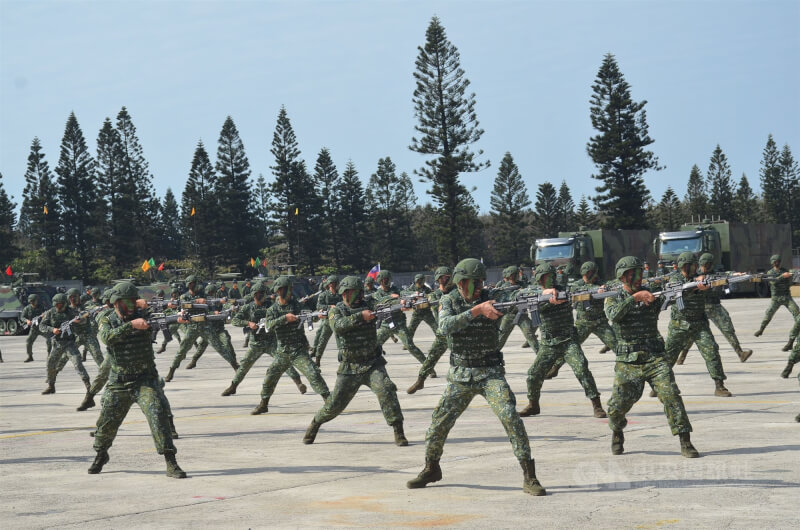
[0,275,58,335]
[531,229,658,282]
[653,220,792,296]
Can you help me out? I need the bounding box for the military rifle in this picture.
[57,311,91,338]
[146,311,186,343]
[372,302,403,329]
[296,309,328,330]
[21,314,43,331]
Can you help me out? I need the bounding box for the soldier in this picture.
[406,259,545,496]
[496,265,540,352]
[372,270,428,367]
[542,261,616,380]
[21,293,51,362]
[662,252,732,397]
[312,275,341,366]
[165,275,239,382]
[675,253,753,364]
[364,275,376,296]
[518,264,607,419]
[302,276,407,446]
[754,255,799,352]
[405,273,437,341]
[155,288,183,354]
[251,276,330,415]
[89,282,185,478]
[64,288,104,367]
[223,281,306,396]
[77,290,114,412]
[780,316,800,379]
[605,257,699,458]
[407,266,454,394]
[241,279,253,297]
[39,293,92,395]
[229,281,242,300]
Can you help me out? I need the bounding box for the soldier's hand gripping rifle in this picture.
[752,270,800,284]
[58,311,90,338]
[569,286,621,311]
[22,314,43,331]
[243,317,268,337]
[400,293,431,311]
[146,311,186,343]
[299,290,323,304]
[372,302,403,329]
[296,309,328,330]
[646,275,737,312]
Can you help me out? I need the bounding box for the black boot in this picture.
[221,382,238,396]
[25,353,34,362]
[303,420,321,444]
[41,382,55,395]
[186,358,197,369]
[292,377,307,394]
[714,379,732,397]
[429,369,437,378]
[591,397,607,418]
[737,348,753,362]
[612,430,624,455]
[165,452,187,478]
[169,416,179,439]
[165,366,176,382]
[599,345,611,354]
[251,398,269,415]
[519,400,540,417]
[521,341,530,348]
[407,376,426,394]
[156,343,167,354]
[76,391,96,411]
[544,364,560,380]
[519,458,546,496]
[392,423,409,446]
[754,326,764,337]
[679,432,699,458]
[406,459,442,489]
[88,450,109,474]
[782,337,795,352]
[780,362,794,379]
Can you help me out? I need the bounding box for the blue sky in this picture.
[1,0,798,215]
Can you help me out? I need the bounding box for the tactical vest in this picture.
[610,289,665,359]
[331,300,381,365]
[768,268,792,297]
[668,272,706,321]
[267,299,309,352]
[45,307,79,343]
[442,290,503,367]
[538,288,575,342]
[574,279,606,321]
[101,310,157,375]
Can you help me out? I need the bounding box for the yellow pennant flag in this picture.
[43,205,49,215]
[294,207,299,216]
[141,260,151,272]
[190,207,196,216]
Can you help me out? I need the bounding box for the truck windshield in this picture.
[660,237,702,254]
[536,244,574,260]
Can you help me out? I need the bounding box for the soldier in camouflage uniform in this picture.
[312,275,341,366]
[406,259,545,496]
[373,270,427,366]
[496,266,540,352]
[405,273,437,340]
[165,275,239,382]
[155,288,183,354]
[40,293,92,395]
[251,276,330,415]
[675,253,753,364]
[780,314,800,379]
[229,281,242,300]
[518,264,607,419]
[185,295,238,370]
[407,266,454,394]
[242,279,253,297]
[605,257,699,458]
[89,282,186,478]
[754,255,799,352]
[663,252,732,397]
[64,288,104,367]
[222,281,306,397]
[302,276,408,447]
[21,293,51,362]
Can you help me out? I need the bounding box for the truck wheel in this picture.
[6,319,18,334]
[0,319,7,334]
[755,282,769,298]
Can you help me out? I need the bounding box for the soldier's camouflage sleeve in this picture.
[39,309,55,334]
[21,305,33,320]
[263,303,290,333]
[98,314,134,346]
[230,303,253,328]
[330,305,366,333]
[438,294,473,335]
[605,294,635,323]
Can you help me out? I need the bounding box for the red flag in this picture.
[158,262,164,271]
[367,264,380,279]
[4,265,12,276]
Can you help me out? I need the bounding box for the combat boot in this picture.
[169,416,179,439]
[313,355,322,367]
[544,365,560,380]
[156,343,167,354]
[713,379,732,397]
[88,450,109,474]
[165,452,187,478]
[251,398,269,415]
[231,360,240,370]
[76,391,96,411]
[82,349,87,362]
[679,433,699,458]
[649,388,657,398]
[407,376,426,394]
[676,348,689,365]
[519,400,540,417]
[795,412,800,423]
[611,430,624,455]
[25,353,34,362]
[83,379,91,392]
[599,345,611,354]
[303,420,321,444]
[429,369,437,378]
[41,382,55,395]
[221,382,238,396]
[165,367,176,382]
[392,422,409,447]
[519,458,546,496]
[186,358,197,369]
[591,397,607,418]
[521,341,530,348]
[782,337,795,352]
[292,377,307,394]
[780,362,794,379]
[753,326,765,337]
[736,348,753,362]
[406,459,442,489]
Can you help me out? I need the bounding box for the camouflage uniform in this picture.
[252,290,330,413]
[21,296,51,361]
[156,292,183,353]
[68,292,104,367]
[604,256,697,457]
[373,272,426,365]
[415,283,452,379]
[405,274,437,340]
[40,297,91,391]
[187,300,237,367]
[496,266,540,353]
[756,260,799,337]
[312,275,341,364]
[229,284,242,299]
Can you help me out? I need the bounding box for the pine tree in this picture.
[759,134,784,223]
[573,195,596,229]
[366,157,416,270]
[159,188,182,258]
[181,141,220,270]
[409,16,488,263]
[55,112,98,280]
[778,143,800,246]
[534,182,561,238]
[706,145,734,221]
[0,172,17,260]
[684,164,707,222]
[733,174,759,223]
[215,116,255,268]
[586,53,662,228]
[337,160,369,271]
[489,152,531,264]
[313,148,343,268]
[253,173,272,252]
[269,106,304,264]
[557,180,575,233]
[290,160,324,273]
[656,186,683,231]
[18,138,58,252]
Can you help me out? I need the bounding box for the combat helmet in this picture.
[677,252,697,268]
[102,289,113,304]
[376,270,392,283]
[698,253,714,266]
[91,287,101,297]
[251,281,268,295]
[770,254,781,264]
[272,276,293,292]
[338,276,363,295]
[580,261,598,276]
[110,282,139,303]
[434,266,452,281]
[453,258,486,283]
[414,273,426,284]
[534,263,556,284]
[503,265,520,279]
[326,274,340,286]
[66,288,81,298]
[615,256,643,280]
[52,293,68,306]
[28,294,38,303]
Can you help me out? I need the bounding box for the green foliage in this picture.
[489,152,531,265]
[733,174,759,223]
[534,181,561,238]
[337,160,369,271]
[313,148,343,268]
[654,186,683,231]
[684,164,707,222]
[0,172,17,260]
[707,144,734,221]
[181,141,221,271]
[557,181,575,233]
[366,157,417,270]
[778,144,800,246]
[573,195,596,229]
[759,134,784,223]
[587,53,662,228]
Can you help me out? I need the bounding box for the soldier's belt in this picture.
[616,341,664,355]
[539,328,575,341]
[450,352,504,368]
[114,372,147,383]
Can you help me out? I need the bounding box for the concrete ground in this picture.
[1,297,798,529]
